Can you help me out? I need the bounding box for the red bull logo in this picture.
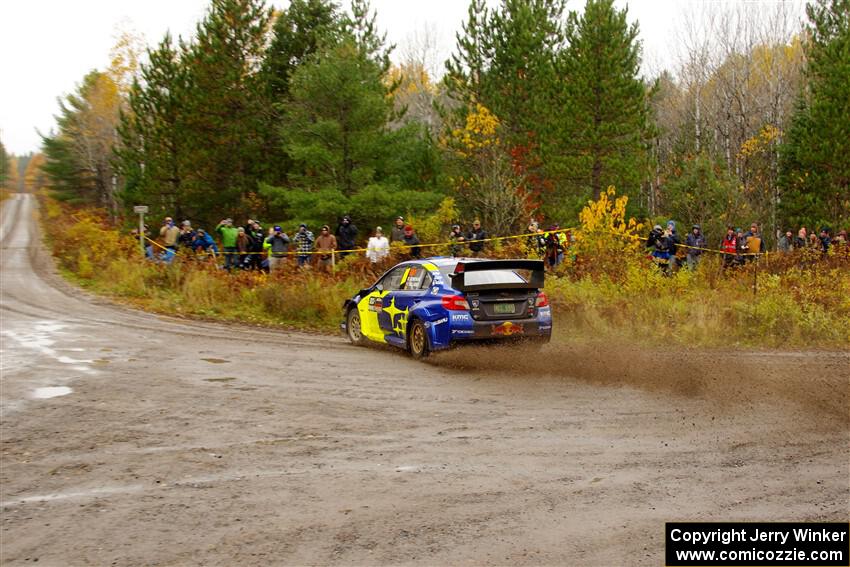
[492,321,524,336]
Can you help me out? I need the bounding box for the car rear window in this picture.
[438,266,528,287]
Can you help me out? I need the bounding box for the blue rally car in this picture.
[341,257,552,358]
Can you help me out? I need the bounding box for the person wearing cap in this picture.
[314,225,338,271]
[466,219,487,257]
[215,218,240,271]
[719,226,738,269]
[294,223,314,267]
[544,224,565,268]
[335,215,358,258]
[192,228,219,256]
[402,225,421,259]
[685,224,706,270]
[160,217,180,250]
[366,227,390,263]
[665,220,682,269]
[449,224,466,257]
[648,224,675,274]
[265,225,290,273]
[390,216,406,243]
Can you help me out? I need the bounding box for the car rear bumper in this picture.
[445,317,551,344]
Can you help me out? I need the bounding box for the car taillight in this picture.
[441,295,470,310]
[535,292,549,307]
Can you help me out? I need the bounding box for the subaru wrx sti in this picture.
[341,257,552,358]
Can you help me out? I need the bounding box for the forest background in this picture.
[2,0,848,243]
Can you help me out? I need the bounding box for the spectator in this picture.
[192,229,219,256]
[809,232,820,249]
[449,224,466,257]
[666,220,681,269]
[467,219,487,257]
[545,224,565,268]
[215,218,239,271]
[794,227,808,249]
[646,224,663,249]
[720,226,738,270]
[160,217,180,250]
[650,224,676,274]
[366,227,390,263]
[244,219,265,270]
[835,229,848,246]
[735,227,747,265]
[819,227,831,254]
[336,215,358,258]
[742,222,765,261]
[390,216,406,243]
[235,227,251,268]
[294,223,314,267]
[265,225,290,274]
[685,224,706,270]
[178,220,195,249]
[314,225,337,271]
[778,230,793,252]
[527,221,546,257]
[402,225,421,259]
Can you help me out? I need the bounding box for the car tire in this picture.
[408,319,430,359]
[346,307,366,346]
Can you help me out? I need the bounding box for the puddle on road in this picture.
[204,377,236,383]
[201,358,231,364]
[33,387,72,399]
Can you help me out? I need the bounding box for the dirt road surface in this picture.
[1,193,848,566]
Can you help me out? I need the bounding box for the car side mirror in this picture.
[375,284,384,292]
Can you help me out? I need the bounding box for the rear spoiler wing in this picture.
[450,259,545,292]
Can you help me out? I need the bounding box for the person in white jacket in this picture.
[366,227,390,263]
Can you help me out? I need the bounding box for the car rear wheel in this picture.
[408,319,430,359]
[347,307,366,346]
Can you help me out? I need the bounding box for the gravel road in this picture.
[1,193,847,566]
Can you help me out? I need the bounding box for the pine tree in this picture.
[346,0,394,72]
[445,0,564,141]
[262,0,342,100]
[179,0,273,225]
[445,0,490,105]
[259,0,343,188]
[116,34,190,218]
[778,0,850,229]
[279,38,392,197]
[555,0,650,210]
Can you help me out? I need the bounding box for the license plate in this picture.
[493,303,516,314]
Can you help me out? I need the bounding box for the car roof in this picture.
[408,256,486,269]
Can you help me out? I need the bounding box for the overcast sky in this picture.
[0,0,803,155]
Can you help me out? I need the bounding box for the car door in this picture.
[356,266,407,344]
[379,264,429,347]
